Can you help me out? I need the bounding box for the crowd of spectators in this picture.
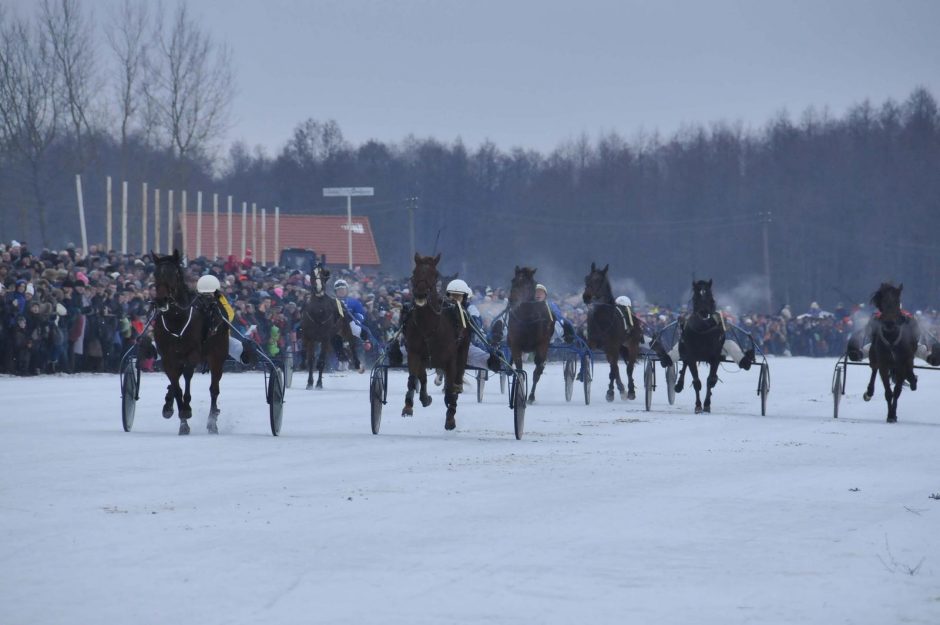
[3,238,939,377]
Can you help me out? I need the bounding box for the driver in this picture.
[196,274,254,364]
[534,283,575,343]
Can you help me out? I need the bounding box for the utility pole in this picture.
[760,210,773,312]
[323,186,374,269]
[408,196,418,260]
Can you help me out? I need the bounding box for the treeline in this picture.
[2,4,939,311]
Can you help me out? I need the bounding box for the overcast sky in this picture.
[12,0,940,155]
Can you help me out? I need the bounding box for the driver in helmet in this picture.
[444,278,500,373]
[333,278,373,343]
[196,274,254,364]
[534,283,575,343]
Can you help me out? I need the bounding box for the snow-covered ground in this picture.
[2,357,939,625]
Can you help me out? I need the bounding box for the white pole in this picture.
[154,188,161,254]
[347,194,353,269]
[121,181,128,254]
[227,196,233,257]
[181,190,188,258]
[251,202,257,258]
[167,190,174,253]
[106,176,112,251]
[274,206,280,265]
[213,193,219,260]
[241,201,247,257]
[196,191,203,258]
[261,208,267,266]
[141,182,148,254]
[75,175,88,254]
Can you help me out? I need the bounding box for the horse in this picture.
[582,262,644,402]
[151,250,229,435]
[674,279,725,414]
[300,263,361,389]
[401,253,470,430]
[499,266,553,404]
[863,282,918,423]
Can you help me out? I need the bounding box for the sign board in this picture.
[323,187,374,197]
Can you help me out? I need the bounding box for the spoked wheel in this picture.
[759,364,770,417]
[563,358,576,402]
[581,354,592,405]
[476,369,486,403]
[370,371,384,434]
[283,349,294,389]
[643,358,654,412]
[512,372,527,440]
[666,364,677,405]
[268,368,285,436]
[121,358,139,432]
[831,363,843,419]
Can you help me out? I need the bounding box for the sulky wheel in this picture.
[666,364,677,405]
[370,371,384,434]
[564,358,576,402]
[121,359,139,432]
[512,372,527,440]
[759,364,770,417]
[643,358,654,412]
[831,363,843,419]
[268,368,285,436]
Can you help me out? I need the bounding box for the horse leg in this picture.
[528,350,547,404]
[418,368,432,407]
[306,340,315,389]
[863,366,877,401]
[688,362,703,413]
[624,348,637,400]
[180,366,194,422]
[879,367,895,422]
[703,361,719,413]
[675,362,688,393]
[402,373,416,416]
[316,340,326,389]
[207,357,223,435]
[444,362,459,430]
[891,374,904,423]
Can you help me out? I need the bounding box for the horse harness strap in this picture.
[160,306,194,338]
[544,301,554,323]
[336,299,345,318]
[456,300,468,329]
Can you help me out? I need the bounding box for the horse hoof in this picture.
[445,416,456,430]
[434,374,443,386]
[887,415,897,423]
[627,390,636,400]
[527,396,536,405]
[863,393,872,402]
[606,391,614,402]
[674,383,684,393]
[420,396,433,408]
[402,406,413,417]
[703,405,711,413]
[207,419,219,435]
[357,366,365,374]
[306,383,313,390]
[162,407,174,419]
[178,420,190,435]
[694,405,703,414]
[316,382,323,389]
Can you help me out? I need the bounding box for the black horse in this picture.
[583,263,644,401]
[495,266,553,404]
[864,283,918,423]
[151,250,229,435]
[401,253,470,430]
[673,279,725,414]
[301,263,362,389]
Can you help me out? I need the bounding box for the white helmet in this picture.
[615,295,632,307]
[196,274,221,293]
[535,283,547,294]
[446,278,472,298]
[334,279,348,289]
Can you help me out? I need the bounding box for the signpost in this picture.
[323,187,374,269]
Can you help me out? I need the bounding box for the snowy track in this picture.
[2,357,939,624]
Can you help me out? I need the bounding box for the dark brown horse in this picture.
[504,266,553,404]
[301,263,361,389]
[674,279,725,414]
[864,283,918,423]
[152,250,228,435]
[582,263,644,401]
[401,253,470,430]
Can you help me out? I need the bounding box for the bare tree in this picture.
[104,0,151,169]
[40,0,97,168]
[146,1,234,167]
[0,11,60,243]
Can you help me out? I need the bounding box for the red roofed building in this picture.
[179,213,381,266]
